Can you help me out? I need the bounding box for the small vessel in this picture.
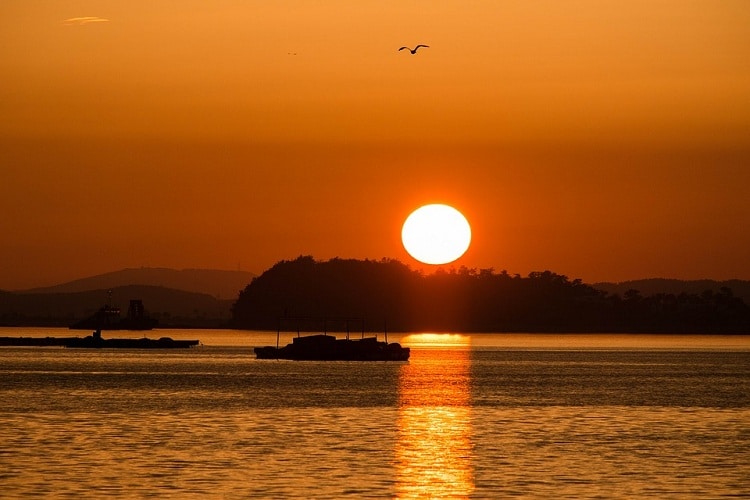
[254,317,409,361]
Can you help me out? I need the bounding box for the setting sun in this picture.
[401,204,472,265]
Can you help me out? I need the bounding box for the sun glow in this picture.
[401,204,472,265]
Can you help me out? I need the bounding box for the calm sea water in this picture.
[1,328,748,499]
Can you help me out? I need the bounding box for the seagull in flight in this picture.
[399,44,429,54]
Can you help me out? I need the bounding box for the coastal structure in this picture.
[0,330,199,349]
[70,295,158,331]
[65,330,199,348]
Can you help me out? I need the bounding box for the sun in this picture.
[401,204,472,265]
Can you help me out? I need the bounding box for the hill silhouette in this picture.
[4,262,749,332]
[14,267,255,299]
[1,285,234,328]
[232,256,750,333]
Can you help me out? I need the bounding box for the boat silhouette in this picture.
[255,317,409,361]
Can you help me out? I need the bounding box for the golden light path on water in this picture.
[396,333,473,498]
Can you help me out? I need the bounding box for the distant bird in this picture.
[399,44,429,54]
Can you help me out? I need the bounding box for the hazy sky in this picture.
[2,1,749,289]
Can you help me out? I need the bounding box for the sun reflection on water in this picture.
[400,333,472,348]
[396,334,474,498]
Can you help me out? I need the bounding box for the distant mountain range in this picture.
[593,279,750,303]
[2,266,749,330]
[1,268,256,328]
[14,267,256,299]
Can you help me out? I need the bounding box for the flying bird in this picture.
[399,44,429,54]
[62,16,110,25]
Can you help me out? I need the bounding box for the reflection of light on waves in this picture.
[396,334,473,498]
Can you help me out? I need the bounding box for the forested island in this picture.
[231,256,750,333]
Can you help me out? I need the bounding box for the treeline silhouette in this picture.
[231,256,750,333]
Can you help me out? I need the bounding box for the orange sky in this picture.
[2,1,750,289]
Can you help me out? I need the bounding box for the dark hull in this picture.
[255,334,409,361]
